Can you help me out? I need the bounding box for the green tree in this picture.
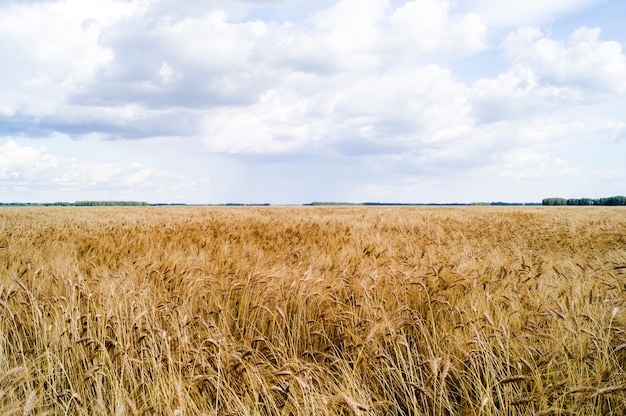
[542,198,567,206]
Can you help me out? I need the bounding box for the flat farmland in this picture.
[0,206,625,415]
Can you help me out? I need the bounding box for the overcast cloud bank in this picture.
[1,0,625,203]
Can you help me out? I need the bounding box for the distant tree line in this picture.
[307,202,541,206]
[542,196,626,206]
[1,201,150,207]
[75,201,148,206]
[0,202,72,206]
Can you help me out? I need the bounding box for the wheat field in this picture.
[0,206,625,415]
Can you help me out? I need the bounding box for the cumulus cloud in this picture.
[202,64,472,162]
[470,24,626,125]
[390,0,486,54]
[0,0,142,127]
[0,0,488,158]
[469,68,586,124]
[0,139,179,200]
[88,9,270,108]
[498,149,576,179]
[195,0,484,160]
[503,26,626,93]
[0,0,625,203]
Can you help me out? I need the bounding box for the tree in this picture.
[75,201,148,206]
[599,196,626,206]
[542,198,567,206]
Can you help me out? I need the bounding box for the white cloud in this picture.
[0,0,144,123]
[0,0,625,203]
[158,62,175,84]
[503,26,626,93]
[202,64,472,160]
[312,0,389,57]
[0,106,16,117]
[203,89,313,155]
[470,67,588,124]
[2,0,485,143]
[0,140,58,180]
[390,0,486,54]
[498,149,576,179]
[0,139,178,200]
[471,25,626,127]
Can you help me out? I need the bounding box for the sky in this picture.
[1,0,625,204]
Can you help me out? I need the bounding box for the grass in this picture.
[0,206,625,415]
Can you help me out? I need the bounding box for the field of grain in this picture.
[0,206,625,415]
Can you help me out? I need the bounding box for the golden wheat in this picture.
[0,206,625,415]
